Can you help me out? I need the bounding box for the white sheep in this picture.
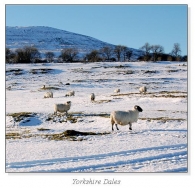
[90,93,95,101]
[114,88,120,93]
[65,91,75,97]
[54,101,71,115]
[44,91,53,98]
[110,105,143,131]
[139,86,147,94]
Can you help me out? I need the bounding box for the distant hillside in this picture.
[6,26,142,59]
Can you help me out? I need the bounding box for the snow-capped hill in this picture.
[6,26,142,58]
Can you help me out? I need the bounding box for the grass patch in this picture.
[45,113,78,123]
[111,92,134,97]
[151,94,187,98]
[6,68,23,75]
[94,99,112,104]
[111,91,187,98]
[66,115,78,123]
[29,68,53,74]
[39,86,60,90]
[167,69,180,73]
[76,113,110,118]
[7,112,36,122]
[37,128,51,131]
[6,132,21,139]
[140,117,186,122]
[142,70,158,74]
[46,130,111,141]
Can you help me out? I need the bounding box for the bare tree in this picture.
[100,46,113,61]
[171,43,181,60]
[140,42,151,61]
[6,48,15,63]
[24,46,40,62]
[61,48,78,62]
[121,46,128,62]
[15,46,40,63]
[150,45,164,62]
[45,51,55,62]
[126,50,133,61]
[114,45,124,61]
[86,50,101,62]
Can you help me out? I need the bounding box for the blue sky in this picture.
[6,4,188,55]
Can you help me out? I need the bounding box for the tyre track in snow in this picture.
[6,143,187,172]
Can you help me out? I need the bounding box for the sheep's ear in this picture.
[135,105,143,112]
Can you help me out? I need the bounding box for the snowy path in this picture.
[6,143,187,172]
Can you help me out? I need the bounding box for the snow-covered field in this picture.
[5,61,187,173]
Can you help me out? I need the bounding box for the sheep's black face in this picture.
[134,105,143,112]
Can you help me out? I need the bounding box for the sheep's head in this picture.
[134,105,143,112]
[66,101,71,105]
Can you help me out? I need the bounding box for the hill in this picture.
[6,26,142,59]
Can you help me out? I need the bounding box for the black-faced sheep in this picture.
[139,86,147,94]
[44,91,53,98]
[110,105,143,131]
[65,91,75,97]
[90,93,95,101]
[54,101,71,116]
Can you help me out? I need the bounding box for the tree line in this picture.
[6,43,187,63]
[138,42,187,62]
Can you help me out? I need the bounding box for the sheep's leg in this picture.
[129,123,132,130]
[111,117,115,131]
[112,124,114,131]
[115,124,119,130]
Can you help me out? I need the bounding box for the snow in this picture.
[5,61,188,174]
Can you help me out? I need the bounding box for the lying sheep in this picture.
[90,93,95,101]
[65,91,75,97]
[110,105,143,131]
[54,101,71,115]
[114,88,120,93]
[139,86,147,94]
[44,91,53,98]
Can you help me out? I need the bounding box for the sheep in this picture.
[90,93,95,101]
[54,101,71,116]
[41,85,46,89]
[139,86,147,94]
[65,91,75,97]
[44,91,53,98]
[110,105,143,131]
[6,86,11,90]
[114,88,120,93]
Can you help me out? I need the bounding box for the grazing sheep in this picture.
[6,86,11,90]
[54,101,71,115]
[114,88,120,93]
[139,86,147,94]
[65,91,75,97]
[44,91,53,98]
[90,93,95,101]
[110,105,143,131]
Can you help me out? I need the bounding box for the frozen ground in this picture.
[5,61,187,173]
